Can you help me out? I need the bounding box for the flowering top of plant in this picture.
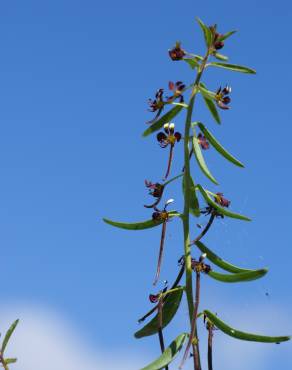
[103,16,290,370]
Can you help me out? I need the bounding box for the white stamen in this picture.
[165,198,174,206]
[163,123,169,130]
[201,253,207,259]
[169,123,175,130]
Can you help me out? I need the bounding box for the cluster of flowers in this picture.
[144,23,232,293]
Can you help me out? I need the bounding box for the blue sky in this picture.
[0,1,291,369]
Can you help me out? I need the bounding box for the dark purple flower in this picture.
[145,180,164,198]
[213,33,225,50]
[191,258,211,274]
[144,180,164,209]
[152,210,169,222]
[209,25,225,50]
[168,42,186,61]
[147,88,165,124]
[215,85,231,110]
[198,133,210,150]
[167,81,185,103]
[157,123,181,148]
[215,192,231,208]
[157,123,181,179]
[149,294,159,303]
[148,89,164,113]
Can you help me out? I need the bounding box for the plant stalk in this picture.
[208,325,213,370]
[182,49,210,370]
[0,355,9,370]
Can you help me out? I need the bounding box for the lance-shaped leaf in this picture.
[188,53,204,61]
[204,310,290,343]
[199,83,221,124]
[197,184,251,221]
[207,268,268,283]
[217,30,237,42]
[199,83,216,100]
[208,62,256,74]
[103,211,180,231]
[213,52,228,61]
[184,58,200,70]
[192,133,218,185]
[135,287,184,339]
[141,333,188,370]
[1,319,19,354]
[196,17,212,47]
[171,102,188,109]
[143,106,183,137]
[182,175,200,217]
[197,122,244,167]
[4,359,17,364]
[195,241,257,274]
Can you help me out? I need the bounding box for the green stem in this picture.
[0,356,9,370]
[183,50,210,370]
[163,173,183,187]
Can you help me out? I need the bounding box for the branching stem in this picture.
[0,355,9,370]
[180,271,201,369]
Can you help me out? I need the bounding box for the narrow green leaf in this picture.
[203,97,221,124]
[171,102,188,109]
[217,30,237,42]
[4,358,17,364]
[1,320,19,354]
[192,134,218,185]
[213,52,228,61]
[184,58,199,70]
[197,123,244,167]
[198,83,216,100]
[197,184,251,221]
[209,62,256,74]
[188,53,204,61]
[143,106,183,137]
[195,241,257,274]
[204,310,290,343]
[196,17,212,47]
[103,211,180,231]
[199,83,221,124]
[135,288,183,339]
[207,268,268,283]
[141,333,188,370]
[182,175,200,217]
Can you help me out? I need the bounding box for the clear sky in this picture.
[0,1,291,370]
